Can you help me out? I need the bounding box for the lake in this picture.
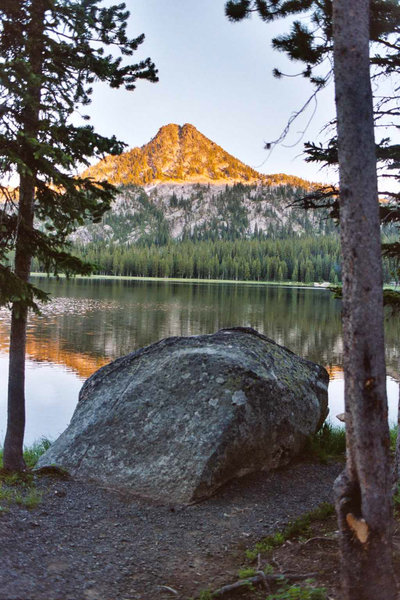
[0,277,399,445]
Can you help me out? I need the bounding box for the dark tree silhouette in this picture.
[0,0,157,470]
[332,1,396,597]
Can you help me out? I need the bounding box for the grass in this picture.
[266,581,327,600]
[13,487,42,509]
[238,567,258,579]
[304,422,399,464]
[390,427,398,454]
[197,580,327,600]
[197,590,213,600]
[0,475,43,511]
[245,502,335,562]
[0,437,51,470]
[0,438,51,511]
[23,438,52,468]
[304,423,346,463]
[194,504,336,599]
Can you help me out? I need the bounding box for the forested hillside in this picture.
[60,180,349,283]
[59,179,398,285]
[70,182,336,246]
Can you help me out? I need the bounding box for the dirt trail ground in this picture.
[0,461,341,600]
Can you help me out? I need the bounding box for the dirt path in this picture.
[0,461,341,600]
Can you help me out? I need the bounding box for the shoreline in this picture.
[30,273,400,291]
[29,273,326,290]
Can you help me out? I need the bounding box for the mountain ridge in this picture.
[72,124,332,251]
[84,123,314,189]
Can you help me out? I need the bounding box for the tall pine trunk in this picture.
[3,0,45,471]
[3,180,35,471]
[395,374,400,487]
[332,0,397,597]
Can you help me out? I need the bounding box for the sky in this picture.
[88,0,337,184]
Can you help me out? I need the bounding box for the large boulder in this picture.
[37,328,329,503]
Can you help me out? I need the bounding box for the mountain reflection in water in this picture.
[0,277,399,444]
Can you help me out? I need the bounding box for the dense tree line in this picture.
[50,236,396,284]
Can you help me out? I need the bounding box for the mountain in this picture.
[84,123,312,188]
[70,124,332,248]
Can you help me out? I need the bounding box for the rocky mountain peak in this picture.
[84,123,314,189]
[84,123,268,186]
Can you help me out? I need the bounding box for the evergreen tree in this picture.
[225,1,399,220]
[0,0,157,470]
[333,2,395,595]
[225,1,398,596]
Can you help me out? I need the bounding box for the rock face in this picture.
[37,328,329,503]
[69,182,330,247]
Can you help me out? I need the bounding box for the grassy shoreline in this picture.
[29,272,325,289]
[30,273,400,291]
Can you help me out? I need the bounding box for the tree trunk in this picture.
[3,0,46,471]
[3,181,34,471]
[394,367,400,490]
[332,0,397,597]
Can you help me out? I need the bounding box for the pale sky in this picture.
[89,0,337,184]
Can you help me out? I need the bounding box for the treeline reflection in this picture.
[0,277,399,381]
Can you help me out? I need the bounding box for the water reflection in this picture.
[0,355,82,446]
[0,279,347,366]
[0,277,399,444]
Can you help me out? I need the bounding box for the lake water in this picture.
[0,277,399,445]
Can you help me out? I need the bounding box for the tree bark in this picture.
[332,0,397,597]
[3,0,46,471]
[3,185,34,471]
[394,367,400,489]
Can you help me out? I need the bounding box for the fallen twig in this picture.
[212,572,269,597]
[159,585,179,596]
[212,571,318,597]
[302,536,338,546]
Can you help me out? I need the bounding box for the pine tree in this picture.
[0,0,157,470]
[225,1,398,596]
[225,0,399,216]
[332,2,396,595]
